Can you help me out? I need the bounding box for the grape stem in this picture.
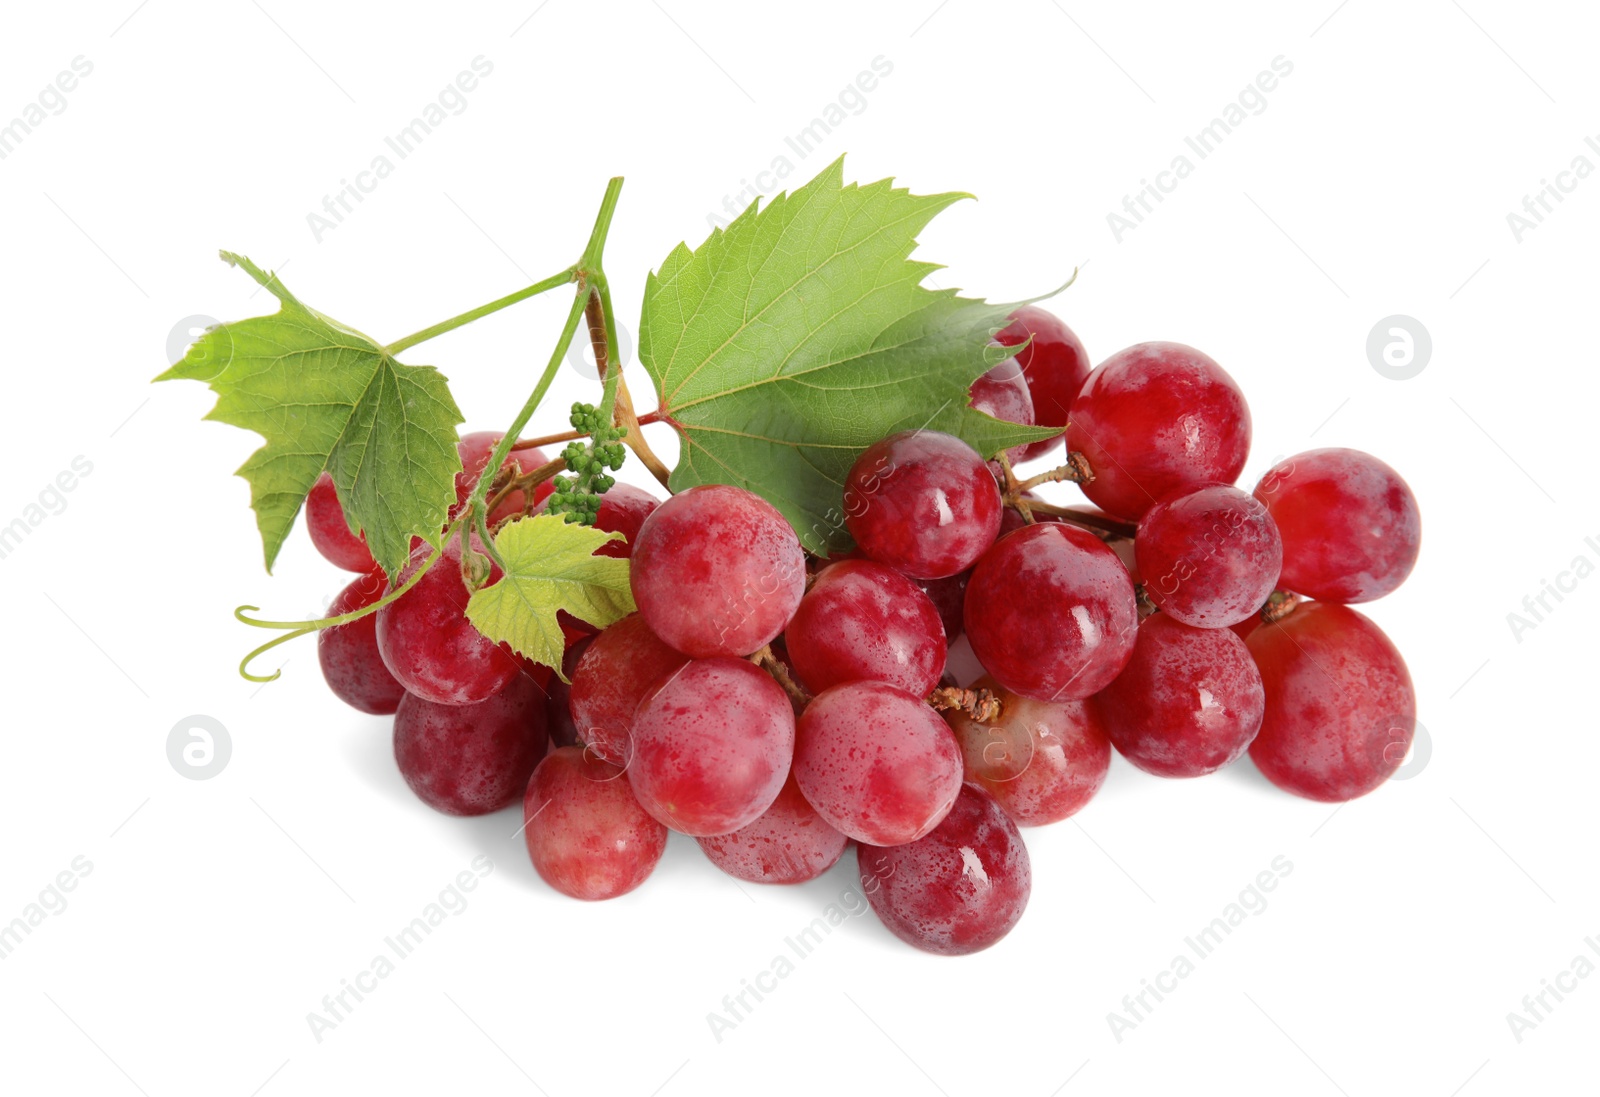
[1260,590,1302,624]
[384,268,577,356]
[485,455,569,521]
[584,280,672,488]
[750,644,811,710]
[927,685,1004,723]
[1019,499,1138,540]
[1016,451,1094,492]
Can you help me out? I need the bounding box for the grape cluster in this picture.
[306,304,1421,957]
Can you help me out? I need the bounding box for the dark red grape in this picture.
[915,570,969,643]
[1247,601,1416,801]
[1094,614,1264,777]
[524,746,667,900]
[376,538,524,705]
[545,635,592,749]
[1254,448,1421,603]
[1136,483,1282,628]
[858,783,1031,955]
[844,430,1002,580]
[968,357,1035,465]
[629,658,795,836]
[944,676,1110,824]
[793,680,963,846]
[318,569,406,715]
[567,613,688,766]
[785,559,946,696]
[630,484,806,657]
[306,472,378,573]
[1066,342,1251,521]
[696,773,849,884]
[393,675,549,815]
[965,522,1138,701]
[996,305,1091,462]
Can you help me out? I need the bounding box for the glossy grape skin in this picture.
[1246,602,1416,802]
[785,559,946,696]
[1136,483,1283,628]
[858,783,1031,956]
[306,472,378,573]
[793,681,963,846]
[996,306,1092,462]
[1094,614,1264,777]
[1254,448,1421,604]
[318,569,406,715]
[376,538,525,705]
[944,676,1110,825]
[393,675,549,815]
[630,484,806,658]
[524,746,667,900]
[844,431,1003,580]
[455,431,553,525]
[968,357,1036,465]
[965,522,1138,701]
[629,658,795,836]
[696,773,850,884]
[915,570,969,643]
[1066,342,1252,521]
[567,613,688,766]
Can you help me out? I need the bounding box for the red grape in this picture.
[965,522,1138,701]
[968,357,1036,465]
[318,569,406,715]
[535,481,659,559]
[784,559,946,696]
[630,484,806,657]
[306,472,378,573]
[1094,614,1264,777]
[393,675,549,815]
[793,681,963,846]
[629,658,795,836]
[996,305,1091,462]
[844,430,1002,579]
[944,676,1110,824]
[545,635,591,749]
[1246,601,1416,801]
[376,538,525,705]
[1136,483,1282,628]
[455,431,553,525]
[567,613,688,766]
[1253,448,1421,604]
[915,570,969,643]
[524,746,667,900]
[858,783,1031,955]
[696,773,849,884]
[1066,342,1251,521]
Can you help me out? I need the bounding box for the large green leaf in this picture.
[156,252,464,574]
[465,515,637,674]
[638,157,1055,555]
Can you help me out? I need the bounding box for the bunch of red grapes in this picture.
[309,306,1421,956]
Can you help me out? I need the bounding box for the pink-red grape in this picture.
[1246,601,1416,801]
[393,675,549,815]
[1066,342,1251,521]
[524,746,667,900]
[965,522,1138,701]
[1136,483,1282,628]
[996,305,1091,463]
[968,357,1036,465]
[629,658,795,836]
[793,681,963,846]
[567,613,688,766]
[696,773,850,884]
[630,484,806,657]
[318,569,406,715]
[858,783,1031,955]
[785,559,946,696]
[1253,448,1421,604]
[306,472,378,573]
[844,430,1002,580]
[1094,614,1264,777]
[944,676,1110,824]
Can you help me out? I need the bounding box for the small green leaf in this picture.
[465,514,636,675]
[156,252,464,574]
[638,157,1056,555]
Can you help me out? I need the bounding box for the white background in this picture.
[1,1,1594,1094]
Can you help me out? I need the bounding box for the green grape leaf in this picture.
[638,156,1057,556]
[155,252,464,575]
[465,514,637,675]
